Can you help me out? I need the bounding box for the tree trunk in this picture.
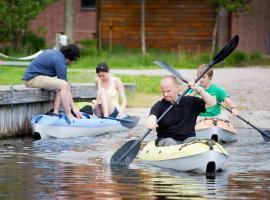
[210,9,220,59]
[64,0,74,43]
[141,0,146,55]
[218,7,229,48]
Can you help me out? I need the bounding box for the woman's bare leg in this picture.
[97,89,109,117]
[53,91,61,114]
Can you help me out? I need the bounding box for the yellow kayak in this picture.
[138,139,229,174]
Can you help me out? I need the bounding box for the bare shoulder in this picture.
[114,76,122,85]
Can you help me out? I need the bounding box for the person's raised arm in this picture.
[188,80,216,108]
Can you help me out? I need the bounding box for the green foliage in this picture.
[249,50,262,60]
[73,39,212,69]
[225,51,247,66]
[1,32,46,55]
[71,39,270,69]
[0,0,53,48]
[209,0,252,12]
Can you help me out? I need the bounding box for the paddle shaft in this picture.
[218,103,270,138]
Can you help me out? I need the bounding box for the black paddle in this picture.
[110,35,239,168]
[154,58,270,142]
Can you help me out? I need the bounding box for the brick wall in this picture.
[29,0,96,47]
[28,0,270,53]
[230,0,270,54]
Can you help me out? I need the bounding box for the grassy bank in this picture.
[1,40,270,107]
[72,40,270,69]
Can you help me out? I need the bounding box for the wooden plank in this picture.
[99,0,215,51]
[0,83,136,105]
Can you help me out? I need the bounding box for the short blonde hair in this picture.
[197,64,213,79]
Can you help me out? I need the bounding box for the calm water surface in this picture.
[0,126,269,199]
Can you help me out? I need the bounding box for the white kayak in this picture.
[31,112,139,139]
[138,139,229,174]
[195,118,237,143]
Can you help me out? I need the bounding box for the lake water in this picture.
[0,125,269,199]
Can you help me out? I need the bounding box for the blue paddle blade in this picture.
[104,116,140,129]
[260,129,270,142]
[110,140,141,168]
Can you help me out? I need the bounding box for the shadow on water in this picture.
[0,126,269,199]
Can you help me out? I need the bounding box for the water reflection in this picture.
[0,127,269,199]
[228,171,270,199]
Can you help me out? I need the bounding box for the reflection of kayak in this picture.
[31,112,139,140]
[138,139,229,174]
[195,118,237,143]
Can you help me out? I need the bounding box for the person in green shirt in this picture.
[189,64,239,120]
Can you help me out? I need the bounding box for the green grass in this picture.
[1,39,270,107]
[70,39,270,69]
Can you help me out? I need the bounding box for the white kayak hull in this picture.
[31,113,127,139]
[32,123,126,139]
[196,126,236,143]
[196,118,237,143]
[138,140,229,174]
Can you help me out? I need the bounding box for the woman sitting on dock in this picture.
[94,63,127,118]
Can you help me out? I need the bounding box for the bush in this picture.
[0,31,45,56]
[21,32,46,52]
[225,51,247,66]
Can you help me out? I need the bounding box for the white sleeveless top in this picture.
[97,75,120,109]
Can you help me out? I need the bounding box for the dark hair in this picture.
[60,44,80,61]
[96,62,109,73]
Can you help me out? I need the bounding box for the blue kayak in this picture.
[31,112,139,139]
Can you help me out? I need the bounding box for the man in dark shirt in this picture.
[146,75,216,146]
[22,44,82,119]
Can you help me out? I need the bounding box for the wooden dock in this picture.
[0,83,136,138]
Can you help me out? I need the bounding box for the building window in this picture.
[81,0,96,10]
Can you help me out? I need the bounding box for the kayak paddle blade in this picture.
[119,116,140,129]
[110,140,141,168]
[261,129,270,142]
[211,35,239,66]
[103,115,140,129]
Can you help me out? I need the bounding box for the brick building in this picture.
[29,0,270,53]
[29,0,97,46]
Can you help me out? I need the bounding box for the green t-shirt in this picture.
[189,83,229,117]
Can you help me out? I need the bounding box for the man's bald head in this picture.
[160,75,180,102]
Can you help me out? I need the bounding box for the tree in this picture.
[209,0,252,57]
[0,0,53,49]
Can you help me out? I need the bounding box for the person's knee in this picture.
[157,138,177,147]
[59,81,69,91]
